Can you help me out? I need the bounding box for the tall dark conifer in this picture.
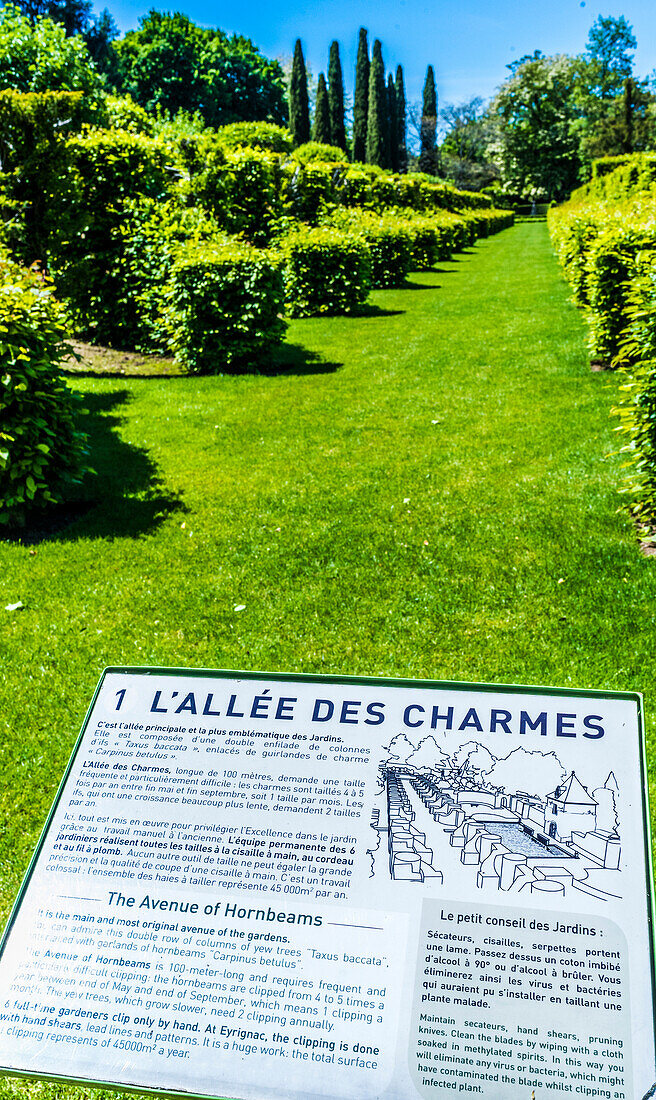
[366,39,390,167]
[328,40,346,151]
[419,64,438,174]
[313,72,331,144]
[290,38,310,146]
[387,73,399,172]
[353,27,369,162]
[395,64,407,173]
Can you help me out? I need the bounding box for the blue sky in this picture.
[105,0,656,113]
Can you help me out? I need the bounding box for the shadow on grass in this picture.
[354,304,405,318]
[258,343,342,376]
[6,389,186,546]
[403,280,442,291]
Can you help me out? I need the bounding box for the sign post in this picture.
[0,667,654,1099]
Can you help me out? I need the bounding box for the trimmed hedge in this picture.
[162,239,286,373]
[612,263,656,531]
[117,199,221,352]
[180,139,282,245]
[278,226,371,316]
[47,128,172,341]
[0,89,90,260]
[215,122,293,153]
[0,254,87,526]
[550,153,656,531]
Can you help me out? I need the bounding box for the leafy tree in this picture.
[419,64,438,174]
[289,37,310,145]
[586,14,636,99]
[366,38,389,167]
[395,64,407,173]
[327,40,346,151]
[0,4,101,92]
[313,72,331,143]
[115,11,208,114]
[387,73,399,172]
[353,27,369,162]
[115,11,287,126]
[83,8,119,79]
[198,35,287,128]
[440,96,499,190]
[490,52,581,200]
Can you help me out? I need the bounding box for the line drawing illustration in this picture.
[369,736,622,901]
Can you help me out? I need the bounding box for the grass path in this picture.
[1,220,655,1097]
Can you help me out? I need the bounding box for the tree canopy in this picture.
[114,9,287,126]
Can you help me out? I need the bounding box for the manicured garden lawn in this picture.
[1,219,654,1099]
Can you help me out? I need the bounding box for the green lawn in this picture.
[1,220,654,1098]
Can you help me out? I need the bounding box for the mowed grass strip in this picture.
[1,221,654,1099]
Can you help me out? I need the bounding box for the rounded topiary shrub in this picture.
[0,255,87,526]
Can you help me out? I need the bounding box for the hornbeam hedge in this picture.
[549,154,656,533]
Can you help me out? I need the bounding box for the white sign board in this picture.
[0,667,654,1100]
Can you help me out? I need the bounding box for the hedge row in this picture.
[0,252,88,527]
[549,182,656,362]
[549,154,656,531]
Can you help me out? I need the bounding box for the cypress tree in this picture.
[313,72,331,144]
[419,64,438,174]
[395,64,407,173]
[328,40,346,151]
[353,27,369,162]
[289,38,310,146]
[366,39,390,167]
[387,73,399,172]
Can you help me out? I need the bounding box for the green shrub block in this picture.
[163,239,286,373]
[183,141,282,245]
[281,161,338,222]
[0,89,90,260]
[585,229,656,362]
[278,226,371,317]
[0,255,87,526]
[118,198,221,352]
[48,128,172,342]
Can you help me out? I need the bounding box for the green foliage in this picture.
[289,38,310,146]
[182,141,282,246]
[324,208,412,287]
[214,121,293,153]
[313,73,331,145]
[395,66,407,175]
[366,39,389,169]
[387,75,399,174]
[0,4,102,94]
[611,263,656,529]
[292,142,349,165]
[0,254,87,526]
[48,128,172,341]
[117,198,221,352]
[585,228,655,361]
[549,156,656,361]
[328,41,346,152]
[419,65,438,175]
[163,239,286,373]
[353,27,369,164]
[491,53,581,201]
[280,160,336,222]
[102,94,155,135]
[0,89,90,260]
[115,10,287,128]
[278,225,371,316]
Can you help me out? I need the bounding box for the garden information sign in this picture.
[0,667,655,1100]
